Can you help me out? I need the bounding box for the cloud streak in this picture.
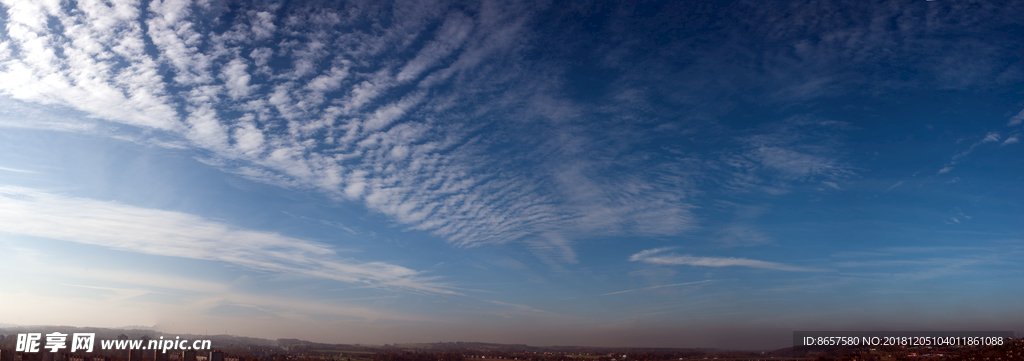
[602,280,713,296]
[629,248,824,272]
[0,165,36,173]
[0,186,453,294]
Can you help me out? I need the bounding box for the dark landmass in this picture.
[1,326,1020,361]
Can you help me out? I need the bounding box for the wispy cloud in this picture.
[1008,109,1024,127]
[0,186,453,294]
[0,267,427,326]
[822,181,842,190]
[937,130,1017,174]
[602,280,713,296]
[0,0,597,254]
[629,248,824,272]
[0,166,36,173]
[486,300,548,314]
[886,180,904,192]
[722,117,853,195]
[829,245,1012,282]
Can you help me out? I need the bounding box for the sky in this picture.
[0,0,1022,351]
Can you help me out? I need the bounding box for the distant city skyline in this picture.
[0,0,1022,350]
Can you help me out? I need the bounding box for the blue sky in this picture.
[0,0,1022,350]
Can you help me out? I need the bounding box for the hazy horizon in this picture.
[1,0,1022,351]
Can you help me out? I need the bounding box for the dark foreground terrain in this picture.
[1,327,1020,361]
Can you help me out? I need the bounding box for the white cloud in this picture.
[628,247,678,262]
[1002,136,1019,146]
[885,180,904,192]
[629,248,823,272]
[0,186,453,294]
[250,47,273,67]
[937,166,953,174]
[822,181,842,190]
[232,116,266,156]
[1008,108,1024,127]
[396,13,473,83]
[0,0,181,131]
[250,11,276,40]
[0,247,431,327]
[222,57,254,99]
[337,71,394,116]
[0,0,701,262]
[981,132,1000,143]
[361,91,426,132]
[753,146,837,179]
[146,0,214,85]
[306,66,350,93]
[185,103,230,151]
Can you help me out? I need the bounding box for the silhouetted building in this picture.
[182,350,196,361]
[208,352,223,361]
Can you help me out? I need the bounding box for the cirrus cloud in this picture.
[0,186,454,294]
[629,247,825,272]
